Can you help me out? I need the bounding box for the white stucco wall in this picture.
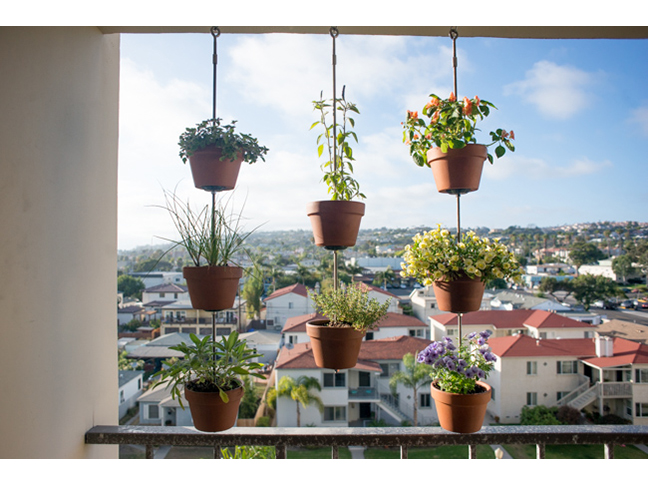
[0,27,119,458]
[265,294,315,329]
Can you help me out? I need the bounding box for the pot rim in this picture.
[431,380,491,396]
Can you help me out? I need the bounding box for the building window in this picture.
[323,372,346,388]
[380,363,400,377]
[120,390,124,403]
[539,332,547,339]
[635,403,648,417]
[366,332,374,341]
[447,329,457,337]
[409,329,423,337]
[430,303,435,309]
[526,392,537,406]
[159,293,165,298]
[557,361,578,375]
[324,406,346,422]
[625,399,632,417]
[137,378,141,390]
[526,361,537,375]
[288,302,293,309]
[420,393,431,408]
[557,391,569,401]
[491,386,495,401]
[636,369,648,383]
[288,335,297,344]
[148,404,159,419]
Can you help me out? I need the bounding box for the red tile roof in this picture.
[282,313,323,333]
[264,283,310,302]
[354,282,399,299]
[433,310,590,330]
[489,334,596,358]
[582,338,648,367]
[275,336,432,370]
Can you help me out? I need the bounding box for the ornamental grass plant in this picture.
[400,225,524,287]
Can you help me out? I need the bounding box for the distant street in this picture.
[589,308,648,326]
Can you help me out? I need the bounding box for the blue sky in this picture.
[117,30,648,250]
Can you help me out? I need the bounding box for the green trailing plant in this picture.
[308,284,389,331]
[402,92,515,166]
[220,445,276,459]
[178,118,269,164]
[311,89,365,201]
[159,189,256,267]
[151,331,265,407]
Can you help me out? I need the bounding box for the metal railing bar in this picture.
[468,444,477,459]
[332,446,339,459]
[400,446,408,459]
[536,444,545,459]
[605,443,614,459]
[276,445,286,459]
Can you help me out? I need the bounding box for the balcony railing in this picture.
[85,425,648,459]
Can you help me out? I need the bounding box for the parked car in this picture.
[619,300,635,309]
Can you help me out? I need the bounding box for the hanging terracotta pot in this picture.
[427,144,487,194]
[306,200,365,250]
[185,382,244,432]
[306,319,365,370]
[188,146,244,191]
[183,266,243,312]
[431,380,491,434]
[433,274,485,313]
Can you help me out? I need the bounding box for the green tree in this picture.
[538,277,572,300]
[242,266,265,320]
[238,375,261,419]
[520,405,561,425]
[569,242,605,273]
[389,353,433,426]
[133,257,173,273]
[276,375,324,427]
[571,274,619,310]
[372,266,395,288]
[117,274,145,300]
[612,254,634,283]
[118,350,144,370]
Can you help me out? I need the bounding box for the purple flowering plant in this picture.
[417,330,497,395]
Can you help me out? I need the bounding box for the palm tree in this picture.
[276,375,324,427]
[389,353,434,426]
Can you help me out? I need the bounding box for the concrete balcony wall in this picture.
[0,27,119,458]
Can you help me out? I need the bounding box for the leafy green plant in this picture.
[151,331,264,407]
[220,445,276,459]
[402,92,515,166]
[417,331,497,395]
[311,89,364,201]
[159,189,256,267]
[178,118,269,164]
[308,284,389,331]
[400,224,524,286]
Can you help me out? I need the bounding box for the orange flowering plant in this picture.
[402,92,515,167]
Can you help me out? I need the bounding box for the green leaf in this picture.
[219,389,230,403]
[317,145,324,157]
[495,145,506,158]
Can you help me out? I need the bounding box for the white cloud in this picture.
[504,60,595,119]
[629,105,648,136]
[485,154,612,181]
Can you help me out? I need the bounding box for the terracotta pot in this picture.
[427,144,487,194]
[188,146,244,191]
[183,266,243,312]
[185,383,244,432]
[306,319,365,370]
[433,275,485,313]
[431,380,491,433]
[306,200,365,250]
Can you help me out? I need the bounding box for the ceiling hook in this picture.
[330,26,339,38]
[210,26,221,38]
[449,27,458,40]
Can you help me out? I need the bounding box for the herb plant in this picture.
[309,284,389,331]
[311,89,365,201]
[152,331,265,407]
[400,225,523,286]
[417,331,497,394]
[179,118,269,164]
[402,92,515,167]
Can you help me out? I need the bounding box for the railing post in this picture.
[145,444,155,459]
[332,446,339,459]
[604,443,614,459]
[468,444,477,459]
[400,446,408,459]
[213,446,221,459]
[276,445,287,459]
[536,444,545,459]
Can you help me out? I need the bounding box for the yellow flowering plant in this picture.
[400,225,524,286]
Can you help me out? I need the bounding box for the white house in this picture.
[489,290,571,312]
[354,283,401,314]
[274,335,434,427]
[429,309,596,342]
[159,297,245,336]
[129,271,185,289]
[486,334,648,425]
[239,329,282,365]
[118,370,144,419]
[137,384,192,427]
[263,283,315,331]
